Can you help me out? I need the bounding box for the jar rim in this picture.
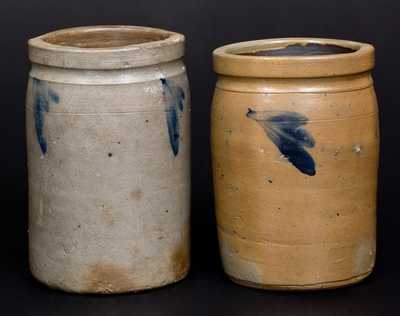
[29,25,185,70]
[213,38,374,78]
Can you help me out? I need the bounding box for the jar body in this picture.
[26,60,191,293]
[211,74,379,289]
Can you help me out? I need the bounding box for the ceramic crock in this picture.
[26,26,191,293]
[211,38,379,290]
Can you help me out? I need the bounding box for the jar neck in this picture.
[216,72,373,94]
[29,59,185,85]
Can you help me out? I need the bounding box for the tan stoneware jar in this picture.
[26,26,191,293]
[211,38,379,290]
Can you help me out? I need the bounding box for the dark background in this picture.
[1,0,399,314]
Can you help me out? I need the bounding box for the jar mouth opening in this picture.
[42,26,171,49]
[237,43,357,57]
[213,38,374,78]
[28,26,185,69]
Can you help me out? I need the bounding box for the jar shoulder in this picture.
[26,61,190,114]
[212,83,378,121]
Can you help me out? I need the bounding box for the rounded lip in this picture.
[213,37,375,78]
[28,25,185,69]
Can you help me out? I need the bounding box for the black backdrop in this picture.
[1,0,399,315]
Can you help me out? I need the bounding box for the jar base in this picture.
[227,270,372,291]
[30,268,190,294]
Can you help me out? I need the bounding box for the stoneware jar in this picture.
[26,26,191,293]
[211,38,379,290]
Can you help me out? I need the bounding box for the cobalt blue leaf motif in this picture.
[160,78,185,156]
[32,78,60,155]
[246,108,316,176]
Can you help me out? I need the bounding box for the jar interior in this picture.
[239,43,357,57]
[43,28,170,48]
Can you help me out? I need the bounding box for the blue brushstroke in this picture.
[246,108,316,176]
[32,78,59,155]
[160,78,185,156]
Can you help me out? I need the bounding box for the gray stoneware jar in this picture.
[26,26,191,293]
